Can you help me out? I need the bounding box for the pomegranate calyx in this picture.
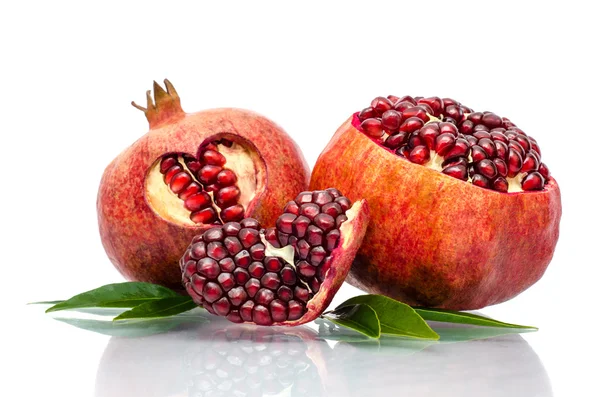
[131,79,185,129]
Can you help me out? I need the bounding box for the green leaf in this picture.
[414,307,537,329]
[29,300,65,305]
[45,282,179,313]
[337,295,439,340]
[113,296,197,321]
[323,304,381,338]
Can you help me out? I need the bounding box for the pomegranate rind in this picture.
[282,199,370,326]
[98,108,310,290]
[310,117,561,310]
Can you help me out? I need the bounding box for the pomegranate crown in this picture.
[132,79,185,129]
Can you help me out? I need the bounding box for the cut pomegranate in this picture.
[311,95,561,310]
[181,189,370,326]
[354,96,549,192]
[97,80,310,291]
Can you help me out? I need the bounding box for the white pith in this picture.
[145,141,262,225]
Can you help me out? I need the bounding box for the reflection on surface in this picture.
[94,315,552,397]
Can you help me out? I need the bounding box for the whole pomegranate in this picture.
[97,80,310,290]
[310,95,561,310]
[180,188,369,325]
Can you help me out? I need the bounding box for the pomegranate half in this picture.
[97,80,310,290]
[310,95,562,310]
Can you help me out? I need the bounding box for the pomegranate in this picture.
[180,188,370,325]
[311,95,561,310]
[97,80,310,290]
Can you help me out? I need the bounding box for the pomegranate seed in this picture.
[521,153,540,173]
[256,288,275,305]
[164,164,183,184]
[482,112,503,128]
[399,117,424,133]
[168,172,192,193]
[335,196,351,211]
[278,231,289,246]
[321,202,342,218]
[306,225,323,246]
[445,138,469,159]
[336,214,348,228]
[408,145,430,165]
[493,158,508,177]
[292,215,310,238]
[248,262,265,278]
[325,229,341,252]
[539,163,550,179]
[294,286,310,302]
[234,250,251,268]
[283,201,300,215]
[213,297,231,316]
[419,123,440,150]
[493,177,509,192]
[202,149,226,166]
[190,242,207,260]
[476,159,498,179]
[217,272,235,291]
[220,204,245,222]
[295,191,313,204]
[223,236,243,255]
[263,227,279,248]
[494,141,508,160]
[277,286,293,301]
[216,169,237,186]
[442,164,468,180]
[402,107,429,122]
[183,261,197,279]
[296,239,311,259]
[238,228,260,248]
[198,165,222,184]
[219,257,235,272]
[313,213,336,232]
[160,155,178,173]
[384,132,409,149]
[361,118,384,138]
[394,101,414,112]
[507,148,523,177]
[459,120,474,134]
[299,203,320,220]
[250,243,265,261]
[288,300,304,320]
[207,242,227,261]
[471,145,488,162]
[190,208,218,224]
[408,133,424,149]
[178,182,202,200]
[191,274,207,294]
[197,257,220,278]
[435,133,456,155]
[240,301,254,321]
[468,112,483,124]
[515,134,531,152]
[522,172,545,191]
[270,300,287,322]
[444,105,463,122]
[439,122,459,136]
[381,110,402,131]
[261,272,281,290]
[203,227,224,242]
[263,257,281,272]
[297,261,316,278]
[370,96,393,114]
[216,186,241,207]
[280,266,297,285]
[313,191,333,206]
[226,311,243,323]
[185,192,211,212]
[465,135,478,147]
[472,174,490,189]
[276,213,296,234]
[233,267,250,284]
[252,305,273,325]
[203,282,223,303]
[358,107,376,121]
[309,246,327,266]
[508,140,526,157]
[244,279,260,298]
[205,184,219,193]
[185,159,202,174]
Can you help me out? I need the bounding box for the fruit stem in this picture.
[131,79,185,129]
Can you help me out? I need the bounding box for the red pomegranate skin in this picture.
[98,105,309,290]
[310,117,562,310]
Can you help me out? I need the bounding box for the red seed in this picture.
[219,257,235,272]
[493,177,509,192]
[252,305,273,325]
[439,122,459,136]
[418,96,443,116]
[216,169,237,186]
[203,282,223,303]
[283,201,300,215]
[384,132,409,149]
[402,106,429,122]
[309,246,327,266]
[493,158,508,177]
[471,174,490,188]
[515,134,531,152]
[207,242,227,261]
[223,236,243,255]
[494,141,508,160]
[325,229,340,252]
[419,123,440,150]
[294,286,310,302]
[263,227,279,248]
[521,153,540,173]
[198,165,222,184]
[191,274,207,295]
[381,110,402,131]
[295,191,313,204]
[169,172,192,194]
[393,101,414,112]
[205,184,219,193]
[280,266,297,285]
[278,231,289,246]
[277,286,293,302]
[442,164,468,181]
[233,267,250,284]
[270,300,288,322]
[178,182,202,200]
[190,242,207,260]
[507,148,523,177]
[360,118,384,138]
[297,260,316,278]
[220,204,245,222]
[250,243,265,261]
[261,272,281,290]
[435,133,456,155]
[202,149,226,166]
[288,300,304,320]
[370,96,394,114]
[244,279,260,298]
[408,145,430,164]
[335,214,348,228]
[164,164,183,184]
[482,112,503,128]
[291,215,310,238]
[358,107,376,121]
[313,191,334,206]
[399,117,424,133]
[459,120,474,135]
[213,297,231,316]
[160,156,178,173]
[185,159,202,174]
[216,186,241,207]
[300,203,320,220]
[256,288,275,305]
[471,145,487,162]
[234,250,251,268]
[313,213,335,232]
[238,228,260,248]
[296,239,311,260]
[444,105,463,122]
[522,172,545,191]
[203,227,224,242]
[226,311,243,323]
[217,272,235,291]
[306,225,323,246]
[197,257,220,279]
[190,208,218,224]
[240,301,254,321]
[185,192,212,212]
[539,163,550,179]
[276,213,296,234]
[476,159,498,179]
[408,133,424,149]
[248,262,265,278]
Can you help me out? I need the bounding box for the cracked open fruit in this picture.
[97,80,310,290]
[180,188,369,325]
[310,95,562,310]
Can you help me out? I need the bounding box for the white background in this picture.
[2,1,599,396]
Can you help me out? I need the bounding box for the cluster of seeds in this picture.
[357,95,550,192]
[159,140,245,224]
[181,189,351,325]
